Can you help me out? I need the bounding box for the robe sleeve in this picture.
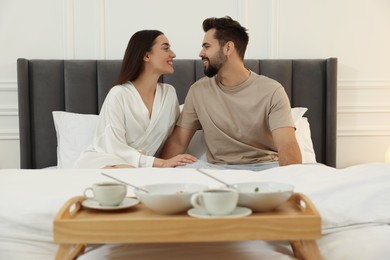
[94,90,155,168]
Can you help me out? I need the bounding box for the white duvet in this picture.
[0,163,390,259]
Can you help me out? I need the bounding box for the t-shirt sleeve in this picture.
[176,86,202,130]
[268,87,294,131]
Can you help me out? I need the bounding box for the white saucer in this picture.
[187,206,252,218]
[82,197,139,211]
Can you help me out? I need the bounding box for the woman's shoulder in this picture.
[159,82,177,94]
[107,83,132,96]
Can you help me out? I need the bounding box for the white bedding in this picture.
[1,163,390,259]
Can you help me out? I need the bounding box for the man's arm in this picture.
[160,126,196,159]
[272,127,302,166]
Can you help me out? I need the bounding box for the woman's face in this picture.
[146,34,176,75]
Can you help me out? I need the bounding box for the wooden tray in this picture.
[54,193,322,260]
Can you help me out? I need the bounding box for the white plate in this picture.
[187,206,252,218]
[82,197,139,211]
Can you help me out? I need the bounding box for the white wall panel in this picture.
[72,0,103,58]
[0,0,65,68]
[276,0,390,78]
[0,81,18,104]
[0,80,19,168]
[0,140,20,169]
[103,0,251,59]
[338,137,390,168]
[338,81,390,105]
[244,0,272,58]
[337,79,390,167]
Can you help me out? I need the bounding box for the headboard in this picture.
[17,58,337,169]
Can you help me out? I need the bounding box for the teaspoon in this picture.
[196,168,234,188]
[101,172,150,193]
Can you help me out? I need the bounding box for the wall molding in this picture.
[236,0,249,29]
[338,79,390,90]
[0,80,17,91]
[0,105,18,116]
[63,0,106,59]
[63,0,75,58]
[0,130,19,140]
[269,0,280,58]
[98,0,106,59]
[338,103,390,113]
[338,127,390,137]
[337,79,390,113]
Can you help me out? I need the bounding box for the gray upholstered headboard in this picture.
[17,58,337,169]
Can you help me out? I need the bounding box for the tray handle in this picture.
[54,196,84,221]
[290,193,320,216]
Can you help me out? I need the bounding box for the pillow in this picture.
[298,117,316,163]
[52,107,316,168]
[291,107,316,163]
[183,105,316,163]
[52,111,99,168]
[291,107,308,123]
[187,130,207,161]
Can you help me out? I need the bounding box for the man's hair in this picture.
[202,16,249,60]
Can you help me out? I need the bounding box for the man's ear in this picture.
[224,41,235,55]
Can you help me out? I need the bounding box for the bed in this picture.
[16,58,337,169]
[2,57,389,259]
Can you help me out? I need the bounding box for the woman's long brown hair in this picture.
[114,30,163,86]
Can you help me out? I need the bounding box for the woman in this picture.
[75,30,197,169]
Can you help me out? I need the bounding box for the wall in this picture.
[0,0,389,168]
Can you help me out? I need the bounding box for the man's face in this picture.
[199,29,227,77]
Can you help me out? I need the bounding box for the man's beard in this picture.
[204,63,219,77]
[203,50,226,78]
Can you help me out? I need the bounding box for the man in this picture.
[161,16,301,170]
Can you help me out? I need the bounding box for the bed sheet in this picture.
[2,226,390,260]
[77,225,390,260]
[0,163,389,259]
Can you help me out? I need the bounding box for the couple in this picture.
[76,16,302,171]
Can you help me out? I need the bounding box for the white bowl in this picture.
[134,183,208,215]
[231,182,294,212]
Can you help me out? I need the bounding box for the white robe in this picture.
[75,82,179,168]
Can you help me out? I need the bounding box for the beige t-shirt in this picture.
[177,71,294,164]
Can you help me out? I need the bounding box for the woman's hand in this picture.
[154,154,197,168]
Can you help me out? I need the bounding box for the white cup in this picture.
[84,182,127,206]
[191,188,239,216]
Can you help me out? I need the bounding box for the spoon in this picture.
[101,172,150,193]
[196,168,233,188]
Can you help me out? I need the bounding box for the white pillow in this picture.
[179,105,207,160]
[187,130,207,160]
[52,111,98,168]
[291,107,308,124]
[183,105,316,163]
[291,107,316,163]
[52,107,316,168]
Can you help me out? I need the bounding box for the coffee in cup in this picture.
[191,188,238,216]
[84,182,127,206]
